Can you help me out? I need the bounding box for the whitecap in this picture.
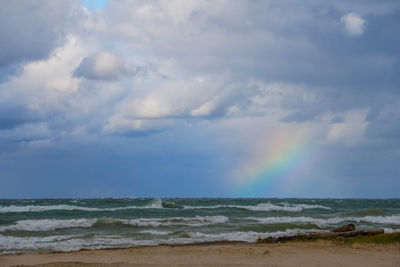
[183,202,331,212]
[138,230,171,236]
[0,234,157,254]
[0,218,97,232]
[124,215,229,227]
[0,205,104,213]
[0,198,170,213]
[0,215,229,232]
[246,215,400,227]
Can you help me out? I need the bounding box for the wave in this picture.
[0,198,179,213]
[0,205,102,213]
[183,202,331,212]
[0,219,97,232]
[341,209,385,217]
[2,227,399,254]
[123,215,229,227]
[0,199,161,213]
[246,215,400,227]
[145,198,163,208]
[185,228,323,243]
[0,199,330,213]
[0,234,155,254]
[0,216,229,232]
[239,222,322,232]
[0,234,80,254]
[0,228,322,254]
[138,230,172,236]
[0,204,145,213]
[162,200,184,209]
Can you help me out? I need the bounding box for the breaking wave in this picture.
[0,198,181,213]
[0,216,229,232]
[0,199,164,213]
[0,219,97,232]
[0,199,331,214]
[183,202,331,212]
[1,198,399,254]
[246,215,400,227]
[0,228,320,254]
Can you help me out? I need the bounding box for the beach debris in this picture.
[257,225,384,243]
[263,250,271,255]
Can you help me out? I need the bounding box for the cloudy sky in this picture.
[1,0,399,198]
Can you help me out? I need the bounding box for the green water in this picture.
[0,198,399,254]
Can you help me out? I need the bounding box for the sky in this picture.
[0,0,400,198]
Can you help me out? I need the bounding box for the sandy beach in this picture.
[1,241,399,267]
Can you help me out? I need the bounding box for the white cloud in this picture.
[74,52,128,81]
[341,12,366,36]
[0,0,395,143]
[123,74,231,119]
[1,35,88,116]
[131,97,174,118]
[190,100,217,116]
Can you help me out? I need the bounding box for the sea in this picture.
[1,198,399,254]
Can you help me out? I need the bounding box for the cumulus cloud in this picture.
[0,0,81,67]
[74,52,129,81]
[0,1,398,145]
[341,12,366,36]
[0,34,96,143]
[2,35,87,111]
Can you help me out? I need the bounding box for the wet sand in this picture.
[1,241,400,267]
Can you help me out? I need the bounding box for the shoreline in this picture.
[2,231,399,256]
[1,240,400,267]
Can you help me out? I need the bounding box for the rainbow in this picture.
[233,130,315,196]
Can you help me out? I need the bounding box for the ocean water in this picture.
[1,198,399,254]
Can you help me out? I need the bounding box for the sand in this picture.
[1,241,400,267]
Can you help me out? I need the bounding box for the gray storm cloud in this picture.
[0,0,81,67]
[0,0,400,197]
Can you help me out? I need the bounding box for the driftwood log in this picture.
[332,224,355,232]
[309,229,384,238]
[257,224,384,244]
